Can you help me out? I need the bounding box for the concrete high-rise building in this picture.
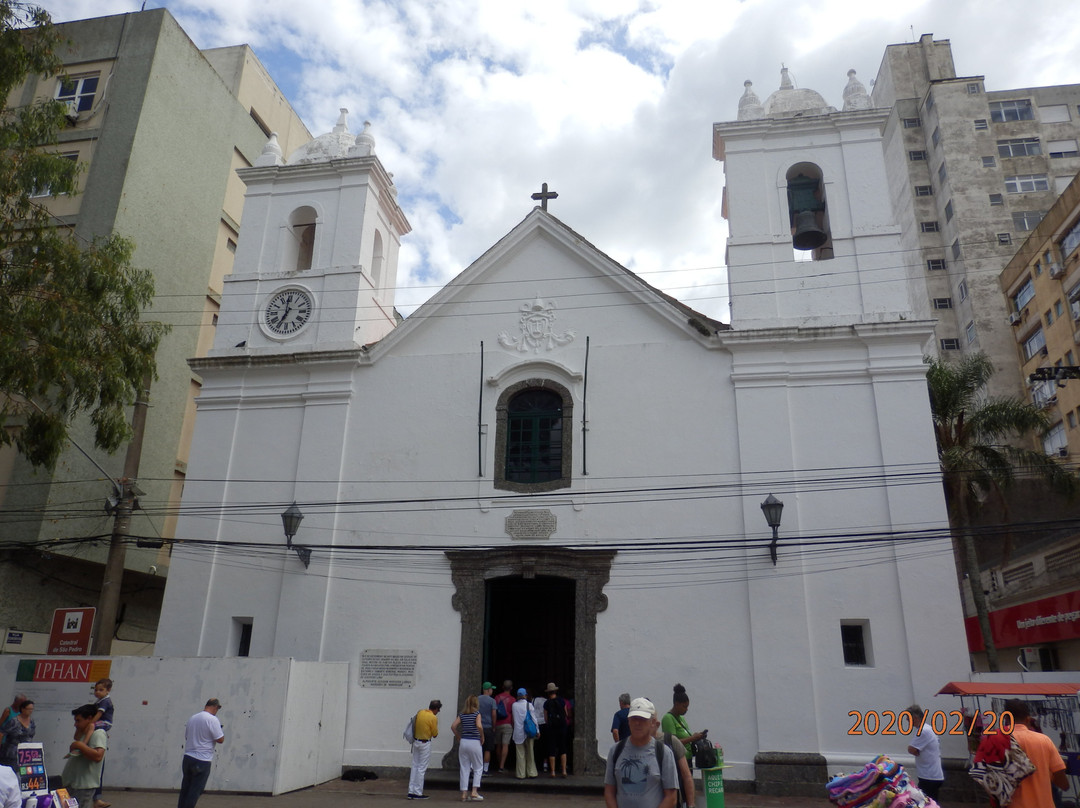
[0,9,311,653]
[871,34,1080,399]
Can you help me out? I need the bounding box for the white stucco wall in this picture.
[0,657,346,795]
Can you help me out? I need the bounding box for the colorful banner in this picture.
[965,589,1080,651]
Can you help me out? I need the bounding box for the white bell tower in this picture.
[713,69,928,328]
[212,110,411,354]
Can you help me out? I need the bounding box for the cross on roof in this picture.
[531,182,558,211]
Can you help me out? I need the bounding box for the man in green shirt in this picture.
[62,704,107,808]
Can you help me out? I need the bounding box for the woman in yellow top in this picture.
[660,684,705,767]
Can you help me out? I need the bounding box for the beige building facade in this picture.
[871,34,1080,400]
[0,9,311,652]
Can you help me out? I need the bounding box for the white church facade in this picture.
[156,73,972,791]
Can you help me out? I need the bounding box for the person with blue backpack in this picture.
[511,688,540,779]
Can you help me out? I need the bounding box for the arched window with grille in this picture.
[494,380,572,492]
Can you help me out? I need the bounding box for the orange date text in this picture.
[847,710,1013,736]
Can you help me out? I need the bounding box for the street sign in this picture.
[46,607,96,656]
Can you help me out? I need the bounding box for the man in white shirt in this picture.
[179,698,225,808]
[906,704,944,801]
[0,764,21,808]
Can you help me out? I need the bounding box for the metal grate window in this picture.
[505,389,564,484]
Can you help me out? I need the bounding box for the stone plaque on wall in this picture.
[360,649,418,688]
[505,509,557,540]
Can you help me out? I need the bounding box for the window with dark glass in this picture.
[504,389,564,484]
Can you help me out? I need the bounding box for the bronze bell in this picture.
[792,210,828,250]
[788,173,828,251]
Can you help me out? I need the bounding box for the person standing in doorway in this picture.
[905,704,944,801]
[178,698,224,808]
[511,688,539,779]
[611,693,631,742]
[408,699,441,799]
[478,683,497,774]
[543,683,570,778]
[493,681,515,774]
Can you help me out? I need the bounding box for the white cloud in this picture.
[39,0,1080,323]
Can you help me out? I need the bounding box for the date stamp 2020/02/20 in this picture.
[847,710,1013,736]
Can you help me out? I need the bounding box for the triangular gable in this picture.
[365,208,726,360]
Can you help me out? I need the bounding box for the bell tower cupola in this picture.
[212,110,411,354]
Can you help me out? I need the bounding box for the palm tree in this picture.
[926,353,1076,672]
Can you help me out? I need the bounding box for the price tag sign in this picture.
[17,743,48,795]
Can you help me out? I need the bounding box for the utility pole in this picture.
[91,378,151,656]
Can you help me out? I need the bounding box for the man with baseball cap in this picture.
[478,683,497,773]
[604,697,678,808]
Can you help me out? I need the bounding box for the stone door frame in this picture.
[446,547,615,775]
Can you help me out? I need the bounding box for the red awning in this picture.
[937,682,1080,696]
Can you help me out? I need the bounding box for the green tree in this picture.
[926,353,1075,672]
[1,1,167,468]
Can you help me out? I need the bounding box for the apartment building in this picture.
[872,34,1080,400]
[0,9,311,652]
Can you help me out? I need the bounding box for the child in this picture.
[90,678,114,733]
[85,678,113,808]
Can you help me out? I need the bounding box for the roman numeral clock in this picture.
[262,286,314,338]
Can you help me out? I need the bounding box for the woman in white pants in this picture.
[452,695,485,802]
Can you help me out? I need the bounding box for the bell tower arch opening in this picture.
[786,163,833,260]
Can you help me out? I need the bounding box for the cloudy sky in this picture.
[41,0,1080,320]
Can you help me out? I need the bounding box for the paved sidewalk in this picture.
[89,774,840,808]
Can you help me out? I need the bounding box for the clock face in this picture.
[264,288,313,337]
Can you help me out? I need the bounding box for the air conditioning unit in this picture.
[1049,262,1065,279]
[1020,647,1043,671]
[63,99,79,123]
[1041,346,1049,356]
[1045,395,1058,407]
[1058,446,1069,457]
[1008,311,1022,326]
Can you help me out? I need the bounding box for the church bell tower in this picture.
[212,110,411,354]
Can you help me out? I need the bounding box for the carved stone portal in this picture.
[445,547,615,775]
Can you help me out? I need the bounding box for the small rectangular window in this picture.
[915,185,934,197]
[29,151,78,197]
[967,83,981,94]
[927,258,947,271]
[1014,278,1035,310]
[952,239,962,260]
[938,163,948,183]
[945,201,954,222]
[990,99,1034,122]
[974,119,989,130]
[1024,328,1047,360]
[231,617,253,657]
[1046,309,1055,326]
[940,338,961,350]
[932,126,941,147]
[982,156,997,168]
[925,93,935,111]
[1039,104,1071,123]
[1069,411,1077,429]
[909,150,928,162]
[1005,173,1050,193]
[920,221,940,233]
[1012,210,1046,231]
[998,233,1013,246]
[903,117,922,128]
[1048,139,1079,158]
[840,622,871,666]
[989,193,1004,206]
[933,297,954,309]
[997,138,1042,157]
[1035,261,1042,276]
[966,320,977,343]
[1056,300,1064,318]
[55,73,100,113]
[959,279,969,302]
